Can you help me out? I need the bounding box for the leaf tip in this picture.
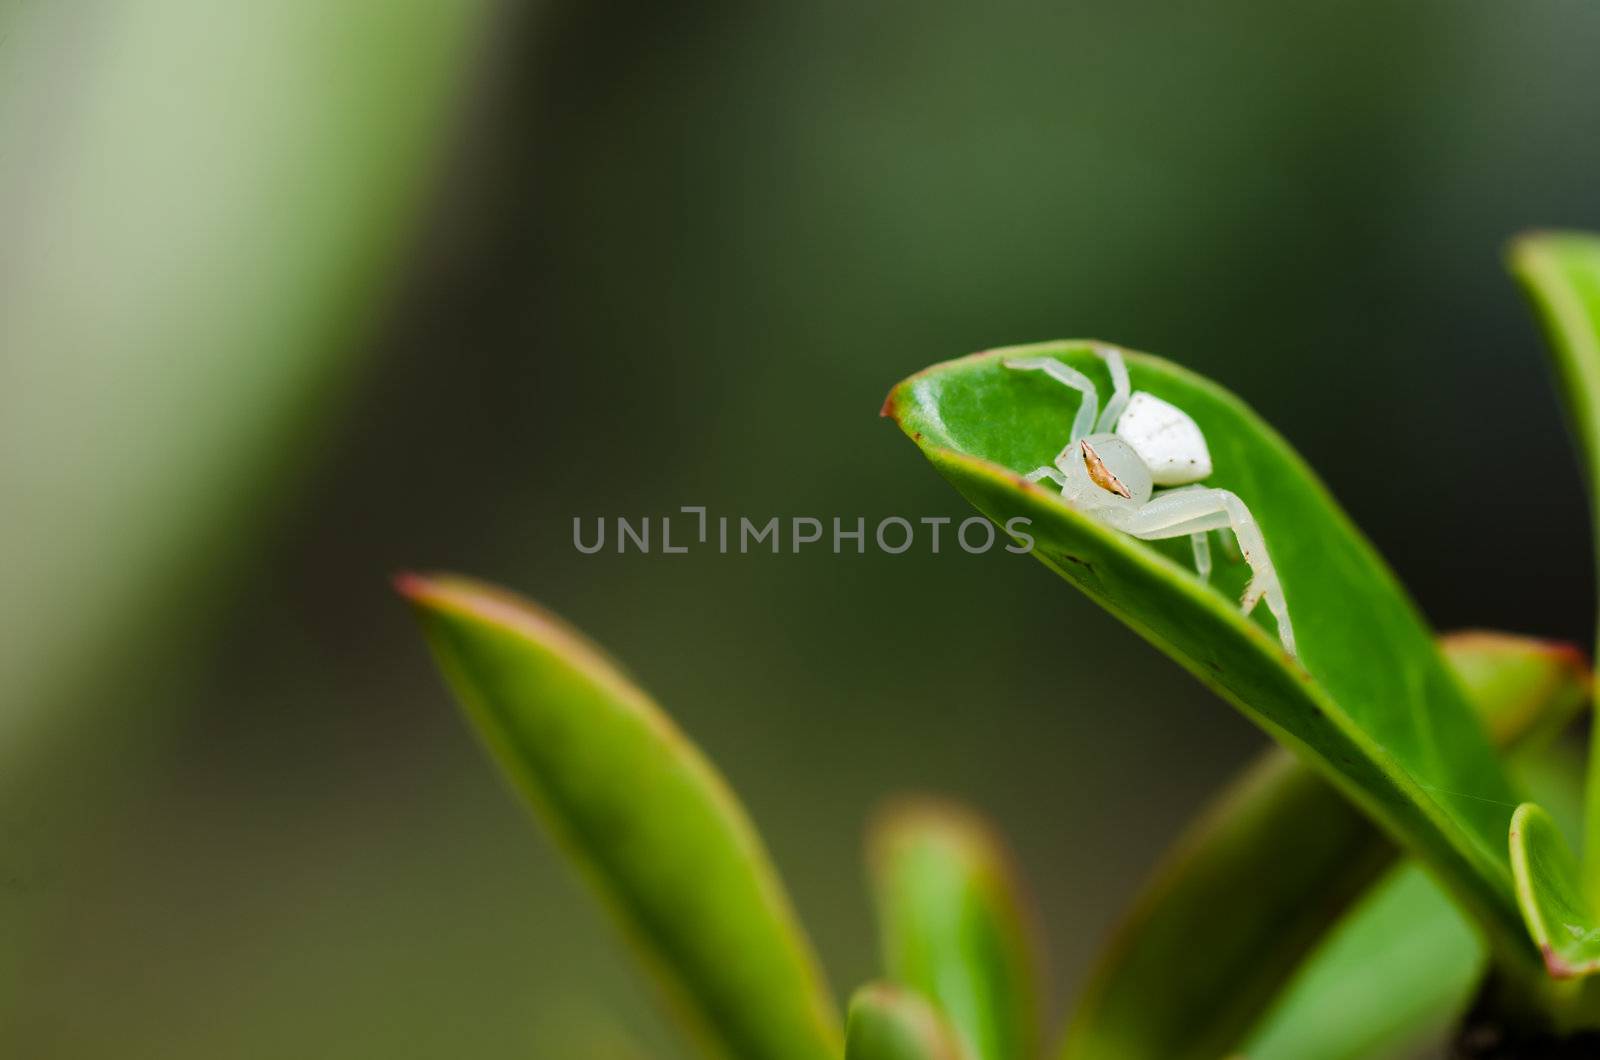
[392,570,436,602]
[393,570,477,617]
[1508,228,1600,273]
[1508,228,1565,263]
[866,795,1040,928]
[1508,229,1547,260]
[868,795,996,863]
[1538,640,1593,699]
[880,385,905,423]
[846,981,966,1060]
[1541,943,1580,980]
[1443,629,1592,679]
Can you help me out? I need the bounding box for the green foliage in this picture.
[1513,233,1600,912]
[403,568,1592,1058]
[0,1,495,1024]
[1498,231,1600,1014]
[1243,864,1484,1060]
[405,231,1600,1056]
[1064,750,1389,1060]
[1512,233,1600,514]
[1246,748,1590,1059]
[0,0,491,756]
[1442,633,1592,751]
[869,802,1040,1060]
[1511,803,1600,980]
[845,984,969,1060]
[1062,632,1589,1060]
[884,342,1530,967]
[400,574,841,1060]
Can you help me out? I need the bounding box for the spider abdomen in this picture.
[1115,391,1213,486]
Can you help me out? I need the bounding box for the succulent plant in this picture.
[404,232,1600,1058]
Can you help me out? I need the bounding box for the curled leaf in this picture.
[885,343,1529,967]
[1511,802,1600,980]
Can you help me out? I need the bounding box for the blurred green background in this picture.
[4,2,1600,1056]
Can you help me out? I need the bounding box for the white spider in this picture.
[1005,346,1296,656]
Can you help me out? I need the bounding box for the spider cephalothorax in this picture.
[1006,346,1296,655]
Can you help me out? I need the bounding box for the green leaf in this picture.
[1063,750,1390,1060]
[0,0,491,756]
[0,0,495,1016]
[399,574,841,1060]
[1240,749,1586,1060]
[884,342,1530,966]
[1510,231,1600,904]
[1512,802,1600,980]
[846,984,970,1060]
[868,801,1041,1060]
[1440,632,1591,752]
[1511,233,1600,506]
[1242,864,1484,1060]
[1061,631,1587,1060]
[1246,744,1592,1060]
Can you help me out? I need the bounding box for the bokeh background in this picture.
[5,2,1600,1056]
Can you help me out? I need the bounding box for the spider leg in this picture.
[1156,484,1212,581]
[1003,357,1099,442]
[1108,489,1296,655]
[1190,530,1212,582]
[1024,465,1069,490]
[1092,344,1131,432]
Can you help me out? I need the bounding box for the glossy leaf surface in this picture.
[401,574,840,1060]
[870,801,1040,1060]
[885,342,1528,962]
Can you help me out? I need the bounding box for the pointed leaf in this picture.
[884,343,1530,965]
[1510,231,1600,903]
[869,801,1041,1060]
[846,983,970,1060]
[399,574,840,1060]
[1062,631,1587,1060]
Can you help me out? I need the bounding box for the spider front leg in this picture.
[1109,488,1296,656]
[1024,465,1069,490]
[1003,357,1100,442]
